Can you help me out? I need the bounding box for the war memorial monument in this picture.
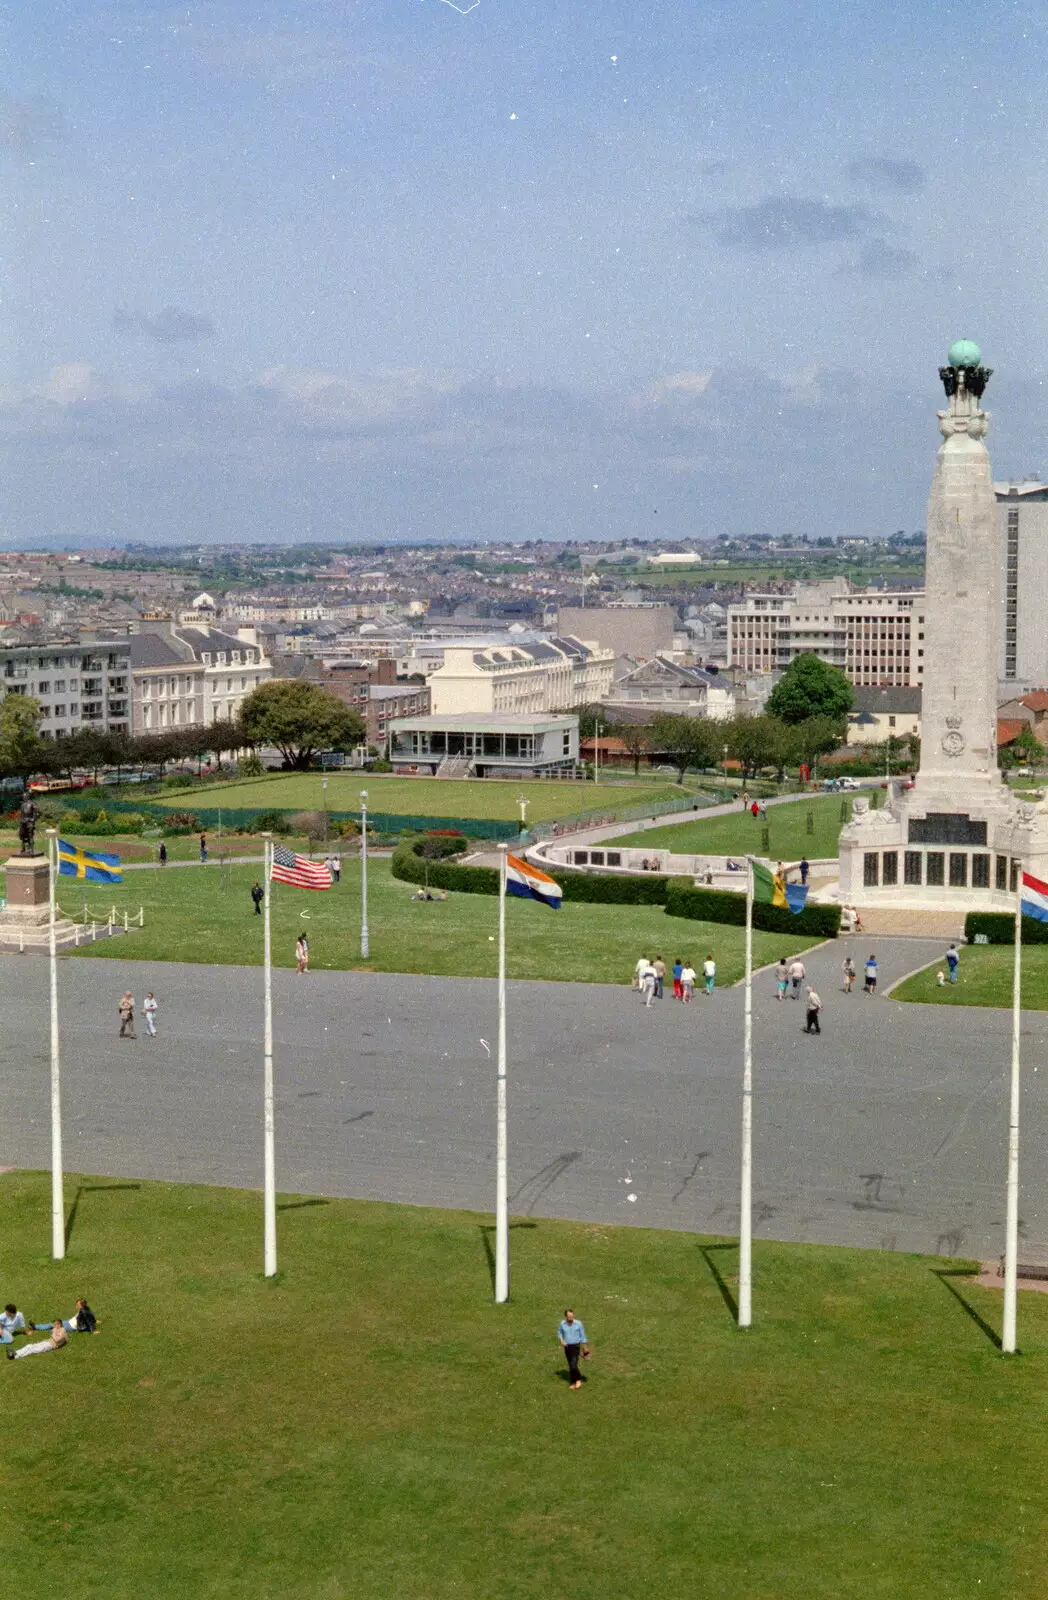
[838,341,1048,910]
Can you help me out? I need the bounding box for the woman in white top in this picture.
[702,956,716,995]
[680,964,696,1002]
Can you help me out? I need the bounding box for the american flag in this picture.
[270,845,332,890]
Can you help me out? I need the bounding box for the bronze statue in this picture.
[18,792,39,856]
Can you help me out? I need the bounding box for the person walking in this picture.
[557,1309,590,1391]
[118,992,136,1039]
[638,959,656,1008]
[864,954,878,995]
[702,954,716,995]
[295,933,309,975]
[251,881,264,916]
[329,853,341,884]
[680,961,696,1002]
[158,841,167,866]
[633,954,649,991]
[788,957,805,999]
[672,958,684,1001]
[804,986,822,1035]
[776,957,789,1001]
[842,955,856,994]
[946,943,960,984]
[652,956,665,1000]
[799,856,810,886]
[143,993,158,1038]
[199,833,208,863]
[750,800,760,819]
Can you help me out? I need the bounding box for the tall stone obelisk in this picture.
[917,340,1002,804]
[837,341,1048,909]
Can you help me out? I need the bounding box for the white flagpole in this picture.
[262,833,277,1278]
[738,854,754,1327]
[1003,863,1023,1353]
[46,830,65,1260]
[360,789,370,958]
[495,842,509,1303]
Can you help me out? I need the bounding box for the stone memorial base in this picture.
[0,852,85,952]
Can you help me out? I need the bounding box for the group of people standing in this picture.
[633,953,717,1006]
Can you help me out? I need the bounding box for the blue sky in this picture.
[1,0,1046,546]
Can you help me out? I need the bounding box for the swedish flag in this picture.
[57,838,123,884]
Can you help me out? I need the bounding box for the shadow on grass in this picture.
[478,1221,539,1295]
[933,1267,1003,1352]
[65,1182,141,1250]
[701,1242,740,1322]
[276,1198,332,1213]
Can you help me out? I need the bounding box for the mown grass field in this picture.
[613,793,855,862]
[2,1172,1045,1599]
[153,772,690,821]
[892,945,1048,1010]
[56,857,803,983]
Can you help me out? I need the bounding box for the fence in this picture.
[54,793,520,842]
[526,789,713,843]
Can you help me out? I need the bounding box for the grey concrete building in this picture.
[555,605,674,661]
[994,478,1048,695]
[0,639,131,738]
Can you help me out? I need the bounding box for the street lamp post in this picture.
[360,789,369,958]
[322,774,328,846]
[594,722,601,787]
[723,743,729,798]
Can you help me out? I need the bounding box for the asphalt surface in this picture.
[2,936,1046,1260]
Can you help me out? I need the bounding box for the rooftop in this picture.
[388,713,577,735]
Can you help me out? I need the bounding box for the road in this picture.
[1,935,1045,1260]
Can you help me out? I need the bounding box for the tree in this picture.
[765,653,854,725]
[650,713,721,784]
[1000,723,1042,769]
[793,714,845,768]
[617,720,652,777]
[561,703,607,741]
[0,694,44,778]
[238,680,365,771]
[725,715,781,780]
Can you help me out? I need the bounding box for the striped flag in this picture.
[270,845,332,890]
[506,852,562,909]
[752,859,808,915]
[1021,870,1048,922]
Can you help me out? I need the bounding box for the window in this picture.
[606,852,621,867]
[53,679,65,693]
[972,854,990,888]
[996,855,1009,891]
[904,851,922,885]
[863,852,879,887]
[563,731,571,754]
[1011,859,1020,893]
[949,853,968,888]
[590,851,605,866]
[53,705,65,719]
[37,680,50,694]
[926,852,945,886]
[881,851,898,886]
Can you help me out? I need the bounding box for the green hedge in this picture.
[557,872,669,905]
[665,878,840,938]
[391,842,499,897]
[964,911,1048,945]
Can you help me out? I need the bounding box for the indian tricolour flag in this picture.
[752,859,808,915]
[505,853,563,910]
[1021,870,1048,922]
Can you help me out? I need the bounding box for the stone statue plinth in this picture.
[1,854,51,926]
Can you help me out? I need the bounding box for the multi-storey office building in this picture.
[727,581,924,687]
[995,479,1048,695]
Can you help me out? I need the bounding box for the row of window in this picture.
[863,850,1018,891]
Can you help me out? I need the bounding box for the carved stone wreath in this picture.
[942,728,966,757]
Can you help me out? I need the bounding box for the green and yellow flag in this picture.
[752,860,808,915]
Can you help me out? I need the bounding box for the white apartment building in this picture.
[0,640,131,737]
[428,636,615,716]
[727,581,925,688]
[995,479,1048,694]
[130,623,271,732]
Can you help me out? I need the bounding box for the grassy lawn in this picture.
[56,857,803,982]
[150,773,690,822]
[2,1172,1046,1598]
[893,946,1048,1010]
[613,793,855,862]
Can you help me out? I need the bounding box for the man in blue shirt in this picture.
[946,944,960,983]
[557,1308,591,1390]
[0,1303,26,1344]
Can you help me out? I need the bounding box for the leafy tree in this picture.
[793,714,845,768]
[1000,723,1042,769]
[0,694,44,778]
[562,703,608,741]
[765,653,854,725]
[238,680,365,771]
[617,720,652,777]
[650,713,721,784]
[725,715,780,780]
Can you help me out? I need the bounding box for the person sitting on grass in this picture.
[30,1298,98,1336]
[0,1303,26,1343]
[8,1321,67,1360]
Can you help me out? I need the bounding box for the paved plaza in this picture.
[2,935,1046,1259]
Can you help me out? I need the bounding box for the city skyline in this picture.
[3,1,1047,546]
